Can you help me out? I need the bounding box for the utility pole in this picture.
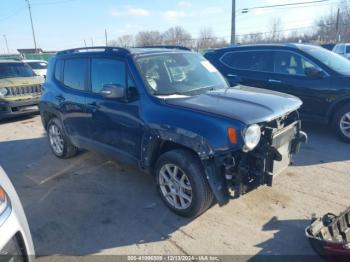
[3,35,9,54]
[231,0,236,44]
[335,8,340,43]
[105,29,108,46]
[84,39,87,47]
[25,0,38,51]
[91,38,94,47]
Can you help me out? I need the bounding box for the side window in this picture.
[274,51,306,76]
[91,58,126,93]
[346,46,350,54]
[274,51,321,76]
[54,59,64,82]
[221,51,273,72]
[63,59,88,91]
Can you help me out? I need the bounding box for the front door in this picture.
[85,57,143,161]
[266,51,331,118]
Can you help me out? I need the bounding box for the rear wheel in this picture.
[332,105,350,143]
[47,118,78,158]
[155,149,213,218]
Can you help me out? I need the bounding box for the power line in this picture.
[240,0,331,12]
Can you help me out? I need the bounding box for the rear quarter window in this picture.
[54,59,64,82]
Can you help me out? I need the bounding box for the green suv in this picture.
[0,60,44,120]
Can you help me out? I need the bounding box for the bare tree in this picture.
[135,31,163,46]
[162,26,192,46]
[197,28,228,49]
[116,34,134,47]
[267,17,283,42]
[240,33,264,44]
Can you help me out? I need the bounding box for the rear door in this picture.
[266,50,331,118]
[56,57,90,139]
[219,50,273,88]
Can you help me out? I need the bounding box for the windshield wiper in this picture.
[154,91,186,96]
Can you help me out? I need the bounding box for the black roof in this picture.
[56,46,191,57]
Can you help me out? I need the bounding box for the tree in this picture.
[197,28,228,49]
[116,34,134,47]
[162,26,192,46]
[267,17,283,42]
[135,31,163,46]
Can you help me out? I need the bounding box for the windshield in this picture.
[26,61,48,70]
[136,52,228,96]
[298,45,350,75]
[0,63,35,79]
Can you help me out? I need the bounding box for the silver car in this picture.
[0,166,35,261]
[332,43,350,59]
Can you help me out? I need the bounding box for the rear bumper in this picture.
[0,99,40,120]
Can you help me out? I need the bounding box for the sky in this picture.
[0,0,342,53]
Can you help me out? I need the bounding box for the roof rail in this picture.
[56,46,130,56]
[140,45,191,51]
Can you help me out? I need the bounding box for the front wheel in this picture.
[332,105,350,143]
[155,149,214,218]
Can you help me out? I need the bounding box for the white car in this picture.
[23,60,48,77]
[332,43,350,59]
[0,166,35,261]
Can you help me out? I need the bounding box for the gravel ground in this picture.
[0,114,349,258]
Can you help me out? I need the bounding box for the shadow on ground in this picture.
[0,137,192,256]
[292,122,349,166]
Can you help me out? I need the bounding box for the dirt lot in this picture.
[0,115,349,258]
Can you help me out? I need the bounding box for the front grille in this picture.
[6,84,42,97]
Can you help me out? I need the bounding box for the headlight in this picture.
[0,87,8,97]
[0,185,10,216]
[242,124,261,152]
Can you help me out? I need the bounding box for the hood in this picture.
[165,85,302,125]
[0,76,44,88]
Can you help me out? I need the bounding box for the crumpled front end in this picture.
[208,111,307,204]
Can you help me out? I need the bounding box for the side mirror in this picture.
[100,84,125,99]
[305,67,325,79]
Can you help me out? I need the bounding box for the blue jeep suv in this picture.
[40,46,306,217]
[204,44,350,143]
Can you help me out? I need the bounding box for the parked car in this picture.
[0,60,43,120]
[23,60,48,77]
[0,166,35,261]
[332,43,350,59]
[40,46,306,217]
[204,44,350,143]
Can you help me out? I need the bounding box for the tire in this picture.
[332,105,350,143]
[47,118,78,158]
[155,149,214,218]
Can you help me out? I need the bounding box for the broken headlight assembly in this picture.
[0,185,11,219]
[242,124,261,152]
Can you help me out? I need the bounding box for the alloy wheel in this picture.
[340,112,350,138]
[48,124,64,155]
[158,163,193,210]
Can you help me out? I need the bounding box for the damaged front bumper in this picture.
[204,115,307,206]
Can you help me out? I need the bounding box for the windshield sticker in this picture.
[201,61,218,73]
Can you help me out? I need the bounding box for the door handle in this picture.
[55,95,65,102]
[268,79,282,84]
[227,74,237,77]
